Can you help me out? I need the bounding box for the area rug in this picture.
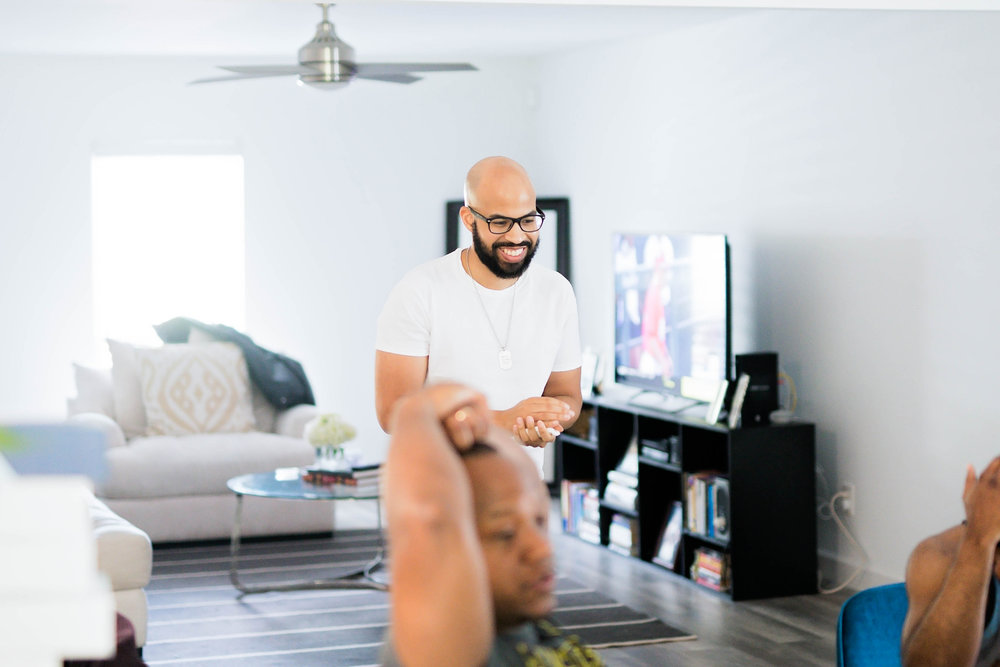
[142,530,695,666]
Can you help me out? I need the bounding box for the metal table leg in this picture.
[229,493,388,597]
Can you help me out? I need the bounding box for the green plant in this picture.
[0,427,22,453]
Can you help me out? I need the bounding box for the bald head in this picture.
[464,156,536,213]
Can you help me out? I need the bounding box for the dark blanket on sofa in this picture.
[154,317,315,409]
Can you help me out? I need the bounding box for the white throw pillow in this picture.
[68,364,115,418]
[108,339,148,439]
[135,342,256,436]
[187,327,276,433]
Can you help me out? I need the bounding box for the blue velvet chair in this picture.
[837,583,908,667]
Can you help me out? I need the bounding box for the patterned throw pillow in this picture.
[135,342,256,436]
[186,327,277,432]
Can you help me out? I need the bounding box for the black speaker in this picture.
[735,352,779,426]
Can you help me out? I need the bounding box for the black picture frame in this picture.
[445,197,571,283]
[653,500,684,571]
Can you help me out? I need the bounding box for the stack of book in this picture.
[560,480,600,544]
[301,463,381,492]
[690,546,730,592]
[608,512,639,557]
[603,439,639,511]
[683,471,729,541]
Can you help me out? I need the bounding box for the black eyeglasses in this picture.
[467,206,545,234]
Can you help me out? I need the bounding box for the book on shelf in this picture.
[608,513,639,557]
[652,501,683,570]
[577,520,601,545]
[639,445,671,464]
[606,469,638,489]
[301,459,383,486]
[582,487,600,523]
[301,467,382,488]
[560,480,598,536]
[683,471,729,541]
[603,480,638,511]
[690,546,730,592]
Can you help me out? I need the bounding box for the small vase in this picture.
[315,445,350,472]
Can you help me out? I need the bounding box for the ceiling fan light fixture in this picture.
[296,8,356,84]
[296,78,351,91]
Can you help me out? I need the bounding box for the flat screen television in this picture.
[613,232,731,407]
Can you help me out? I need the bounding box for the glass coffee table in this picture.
[226,467,387,595]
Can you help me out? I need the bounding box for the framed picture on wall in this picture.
[445,197,572,283]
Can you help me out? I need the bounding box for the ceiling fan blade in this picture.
[189,72,299,85]
[355,63,477,76]
[219,65,315,75]
[356,73,421,84]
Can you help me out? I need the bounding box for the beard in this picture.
[471,223,540,279]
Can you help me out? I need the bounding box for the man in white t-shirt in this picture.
[375,156,582,469]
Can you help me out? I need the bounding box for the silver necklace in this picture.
[464,249,517,370]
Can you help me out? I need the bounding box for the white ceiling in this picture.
[0,1,721,60]
[0,0,992,62]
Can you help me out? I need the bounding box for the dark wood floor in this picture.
[335,498,853,666]
[550,517,852,666]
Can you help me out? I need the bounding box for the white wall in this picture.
[533,9,1000,584]
[0,54,537,454]
[4,7,999,588]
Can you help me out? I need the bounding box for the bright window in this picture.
[91,154,245,350]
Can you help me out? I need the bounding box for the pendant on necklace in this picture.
[498,348,513,371]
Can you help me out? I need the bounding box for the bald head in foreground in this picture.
[381,384,603,666]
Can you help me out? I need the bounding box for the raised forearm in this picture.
[903,539,994,667]
[384,390,493,667]
[385,396,475,528]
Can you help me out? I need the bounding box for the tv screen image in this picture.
[613,232,731,401]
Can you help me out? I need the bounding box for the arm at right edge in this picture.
[901,532,993,667]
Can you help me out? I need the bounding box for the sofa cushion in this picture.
[98,432,315,499]
[108,339,148,440]
[68,364,116,419]
[188,327,276,432]
[135,342,256,437]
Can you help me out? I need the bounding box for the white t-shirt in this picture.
[376,247,581,426]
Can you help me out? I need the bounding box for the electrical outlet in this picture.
[840,483,855,516]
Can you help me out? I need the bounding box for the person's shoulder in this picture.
[525,265,574,292]
[392,251,461,289]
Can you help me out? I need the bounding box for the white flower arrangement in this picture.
[304,413,357,450]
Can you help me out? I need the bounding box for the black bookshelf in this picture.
[555,393,817,601]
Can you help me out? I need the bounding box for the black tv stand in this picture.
[555,393,817,601]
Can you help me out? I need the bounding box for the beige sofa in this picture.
[90,492,152,648]
[68,340,336,543]
[70,407,334,542]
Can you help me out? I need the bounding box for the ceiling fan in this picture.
[191,3,476,89]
